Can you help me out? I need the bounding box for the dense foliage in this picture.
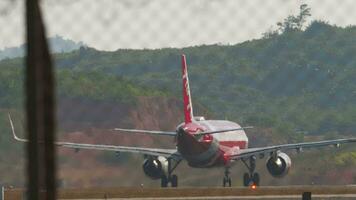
[1,21,356,144]
[0,62,167,159]
[1,19,356,187]
[48,21,356,142]
[0,62,167,108]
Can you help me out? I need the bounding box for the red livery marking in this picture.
[223,153,230,165]
[181,54,193,124]
[202,134,213,142]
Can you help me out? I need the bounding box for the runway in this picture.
[72,194,356,200]
[3,186,356,200]
[97,194,356,200]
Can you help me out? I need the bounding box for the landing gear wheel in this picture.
[242,156,260,187]
[171,175,178,187]
[223,167,232,187]
[243,173,250,187]
[223,177,232,187]
[160,158,181,188]
[161,176,168,188]
[252,173,260,186]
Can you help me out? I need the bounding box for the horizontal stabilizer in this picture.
[194,126,253,136]
[113,128,176,136]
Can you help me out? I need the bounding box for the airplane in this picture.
[9,54,356,187]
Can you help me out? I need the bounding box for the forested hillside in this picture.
[52,21,356,142]
[1,19,356,187]
[0,63,173,186]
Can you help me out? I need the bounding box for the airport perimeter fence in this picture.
[1,0,356,199]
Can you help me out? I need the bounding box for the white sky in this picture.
[1,0,356,50]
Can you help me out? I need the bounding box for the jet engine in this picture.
[266,152,291,178]
[142,156,168,179]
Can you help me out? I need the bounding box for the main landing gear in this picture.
[161,174,178,187]
[222,156,260,187]
[223,167,232,187]
[161,158,181,188]
[242,156,260,187]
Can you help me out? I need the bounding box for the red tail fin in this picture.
[181,54,194,124]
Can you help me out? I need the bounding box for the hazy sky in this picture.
[1,0,356,50]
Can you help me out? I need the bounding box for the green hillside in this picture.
[0,63,166,106]
[51,21,356,142]
[0,63,171,186]
[0,64,167,157]
[1,18,356,186]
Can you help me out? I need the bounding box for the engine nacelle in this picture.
[142,156,168,179]
[266,152,291,178]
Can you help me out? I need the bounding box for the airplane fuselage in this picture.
[176,119,248,168]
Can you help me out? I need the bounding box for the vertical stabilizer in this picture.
[181,54,194,124]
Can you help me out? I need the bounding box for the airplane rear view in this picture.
[9,55,356,187]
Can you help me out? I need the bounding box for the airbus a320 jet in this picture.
[9,55,356,187]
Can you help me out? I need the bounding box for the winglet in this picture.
[8,113,27,142]
[181,54,194,124]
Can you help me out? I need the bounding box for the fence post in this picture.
[26,0,56,199]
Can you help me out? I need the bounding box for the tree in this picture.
[277,15,299,33]
[297,4,312,30]
[277,4,311,33]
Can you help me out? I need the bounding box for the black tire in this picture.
[252,173,260,186]
[228,178,232,187]
[223,177,232,187]
[243,173,250,187]
[161,176,168,188]
[171,175,178,187]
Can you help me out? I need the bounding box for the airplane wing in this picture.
[113,127,254,137]
[9,114,181,159]
[113,128,176,136]
[229,138,356,160]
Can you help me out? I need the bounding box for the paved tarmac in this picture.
[71,194,356,200]
[4,186,356,200]
[64,195,356,200]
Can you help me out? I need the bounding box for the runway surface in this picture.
[3,185,356,200]
[71,194,356,200]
